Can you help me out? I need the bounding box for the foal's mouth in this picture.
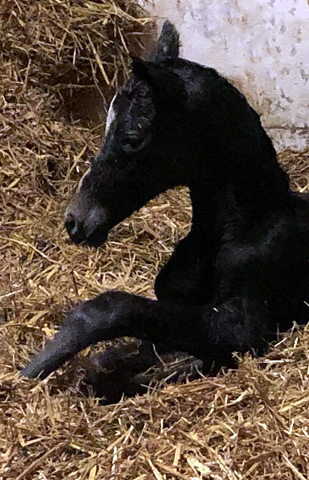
[84,230,109,248]
[66,226,109,248]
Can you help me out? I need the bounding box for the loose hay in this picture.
[1,0,151,121]
[1,2,309,478]
[2,328,309,479]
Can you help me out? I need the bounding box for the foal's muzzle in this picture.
[64,204,109,247]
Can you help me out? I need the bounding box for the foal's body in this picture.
[23,22,309,395]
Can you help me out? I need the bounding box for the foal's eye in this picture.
[122,130,148,153]
[125,132,140,149]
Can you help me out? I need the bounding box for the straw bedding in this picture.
[1,1,309,478]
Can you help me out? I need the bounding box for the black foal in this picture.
[22,22,309,400]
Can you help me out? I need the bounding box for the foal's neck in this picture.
[188,150,293,243]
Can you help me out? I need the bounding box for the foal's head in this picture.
[64,21,188,247]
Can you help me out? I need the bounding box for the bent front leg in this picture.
[22,291,205,379]
[22,291,268,379]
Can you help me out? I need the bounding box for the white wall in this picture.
[151,0,309,152]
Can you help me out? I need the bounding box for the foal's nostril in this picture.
[64,218,77,235]
[64,213,87,244]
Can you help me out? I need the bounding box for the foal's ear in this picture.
[132,57,186,104]
[150,20,180,62]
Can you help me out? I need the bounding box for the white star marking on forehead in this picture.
[105,94,117,136]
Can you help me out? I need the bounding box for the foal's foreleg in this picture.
[22,292,267,379]
[22,291,204,379]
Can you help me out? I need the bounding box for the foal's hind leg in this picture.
[82,340,158,403]
[83,341,202,403]
[22,291,268,380]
